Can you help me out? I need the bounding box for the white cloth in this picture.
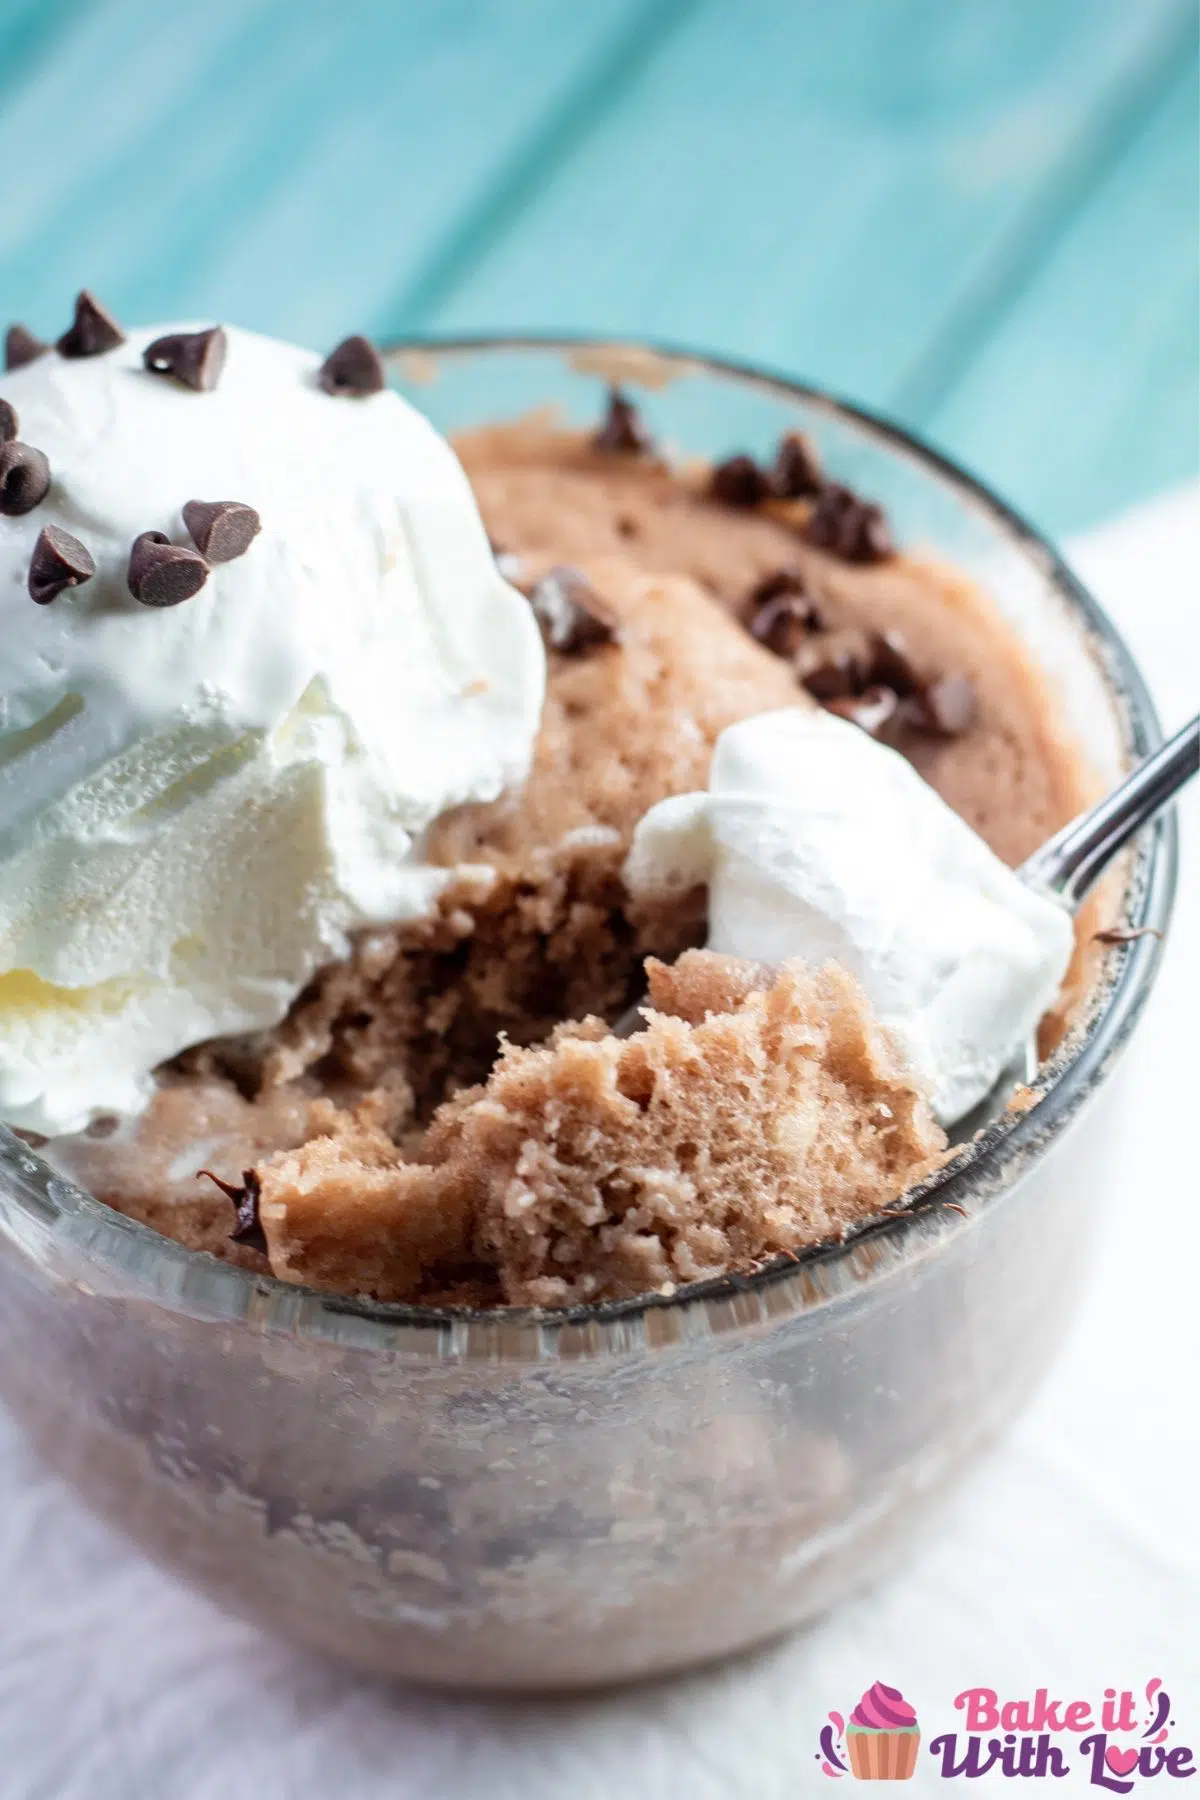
[0,492,1196,1799]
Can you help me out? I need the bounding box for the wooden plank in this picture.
[0,0,88,100]
[0,0,679,344]
[424,0,1192,424]
[926,57,1199,534]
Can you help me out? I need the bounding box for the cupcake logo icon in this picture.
[819,1683,921,1780]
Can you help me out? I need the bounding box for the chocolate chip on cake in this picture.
[4,324,47,371]
[806,481,894,563]
[771,431,823,498]
[744,567,815,614]
[528,564,619,654]
[0,399,17,442]
[27,524,96,604]
[127,530,209,607]
[57,290,126,358]
[796,627,874,701]
[749,592,822,660]
[0,440,51,515]
[826,684,902,740]
[869,628,921,695]
[182,498,261,563]
[711,454,769,508]
[317,334,385,397]
[198,1167,267,1254]
[143,326,227,392]
[593,386,653,455]
[744,570,822,659]
[909,672,976,738]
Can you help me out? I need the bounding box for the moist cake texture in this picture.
[48,399,1094,1305]
[257,954,945,1308]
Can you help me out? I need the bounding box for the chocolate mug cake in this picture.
[0,309,1167,1686]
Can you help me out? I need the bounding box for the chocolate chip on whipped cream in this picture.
[4,324,47,372]
[27,524,95,605]
[0,399,16,442]
[593,386,654,455]
[143,326,228,392]
[806,481,894,563]
[57,289,126,358]
[198,1167,267,1254]
[127,529,210,607]
[0,317,543,1135]
[529,564,619,654]
[0,440,51,515]
[317,333,385,397]
[182,498,261,563]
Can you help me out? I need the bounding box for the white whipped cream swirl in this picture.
[625,707,1075,1123]
[0,324,544,1134]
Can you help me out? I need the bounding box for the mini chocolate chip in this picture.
[182,498,261,563]
[749,593,822,660]
[143,326,227,392]
[593,386,653,455]
[28,524,96,604]
[744,567,821,625]
[0,441,51,515]
[910,672,976,737]
[826,684,901,739]
[127,530,209,607]
[57,290,125,358]
[797,628,873,701]
[869,628,921,695]
[710,453,769,508]
[5,324,47,371]
[806,482,894,563]
[745,567,805,607]
[801,653,862,701]
[317,334,384,397]
[529,564,619,654]
[771,431,822,498]
[199,1167,267,1254]
[0,399,16,442]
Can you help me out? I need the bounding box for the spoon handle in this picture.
[1020,714,1199,907]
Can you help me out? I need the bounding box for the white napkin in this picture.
[1,491,1196,1800]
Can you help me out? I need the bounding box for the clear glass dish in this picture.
[0,339,1175,1690]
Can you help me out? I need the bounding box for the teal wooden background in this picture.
[0,0,1195,536]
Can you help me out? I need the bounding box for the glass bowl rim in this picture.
[0,332,1177,1359]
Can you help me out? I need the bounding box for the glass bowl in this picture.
[0,338,1175,1690]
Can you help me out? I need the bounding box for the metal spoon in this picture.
[614,715,1199,1123]
[947,711,1198,1135]
[1018,712,1197,904]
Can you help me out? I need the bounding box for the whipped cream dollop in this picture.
[0,322,544,1134]
[625,708,1075,1123]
